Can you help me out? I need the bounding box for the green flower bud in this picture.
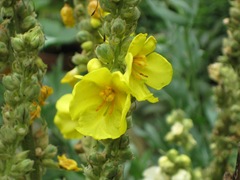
[111,18,126,36]
[90,18,101,28]
[119,135,130,149]
[159,156,176,175]
[0,126,17,144]
[102,163,118,178]
[1,7,14,19]
[0,42,8,57]
[23,84,40,101]
[11,159,34,173]
[175,154,191,168]
[11,36,25,52]
[21,15,37,31]
[74,4,85,17]
[2,75,19,91]
[89,152,106,165]
[24,26,45,49]
[13,151,30,164]
[42,144,58,159]
[87,58,102,72]
[119,149,133,160]
[81,41,93,51]
[166,149,179,162]
[2,0,13,7]
[15,0,34,19]
[121,7,140,21]
[76,30,92,43]
[95,43,114,63]
[15,125,28,136]
[72,53,89,65]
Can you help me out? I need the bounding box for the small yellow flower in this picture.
[60,3,75,28]
[70,68,131,140]
[54,94,83,139]
[124,33,173,103]
[58,154,81,171]
[61,67,79,87]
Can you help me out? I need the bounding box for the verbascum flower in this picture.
[124,33,173,103]
[60,3,75,28]
[54,94,83,139]
[70,68,131,140]
[58,154,81,171]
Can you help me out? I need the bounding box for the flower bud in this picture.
[111,18,126,36]
[90,18,102,28]
[72,53,89,64]
[76,30,92,43]
[42,144,58,159]
[24,26,45,49]
[11,159,34,173]
[175,154,191,168]
[11,36,25,52]
[60,3,75,27]
[159,156,176,175]
[13,151,30,164]
[23,84,40,101]
[121,7,140,21]
[102,163,118,178]
[81,41,93,51]
[0,42,8,57]
[89,152,106,165]
[2,75,19,91]
[0,126,17,144]
[166,149,178,162]
[21,15,37,31]
[95,43,114,63]
[119,149,133,160]
[87,58,102,72]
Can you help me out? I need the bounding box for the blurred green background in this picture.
[0,0,230,179]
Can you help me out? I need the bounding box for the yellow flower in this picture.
[124,33,173,103]
[58,154,81,171]
[70,68,131,140]
[60,3,75,28]
[54,94,83,139]
[61,67,79,87]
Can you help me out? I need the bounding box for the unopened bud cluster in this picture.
[165,110,196,151]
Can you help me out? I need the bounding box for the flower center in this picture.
[132,55,148,80]
[133,55,147,67]
[96,86,115,115]
[99,86,115,102]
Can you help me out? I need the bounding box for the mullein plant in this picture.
[0,0,60,179]
[207,0,240,179]
[55,0,173,179]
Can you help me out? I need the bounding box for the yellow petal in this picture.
[141,36,157,55]
[61,67,79,87]
[54,94,83,139]
[143,52,173,90]
[128,76,158,103]
[128,33,147,57]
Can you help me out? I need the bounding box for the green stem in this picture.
[22,126,41,180]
